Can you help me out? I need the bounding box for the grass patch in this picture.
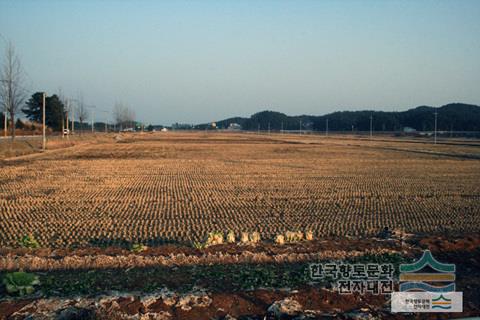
[0,252,413,298]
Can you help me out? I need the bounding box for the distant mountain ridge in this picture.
[197,103,480,132]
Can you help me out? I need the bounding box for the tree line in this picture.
[1,41,136,140]
[204,104,480,132]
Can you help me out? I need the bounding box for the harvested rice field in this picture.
[1,132,479,248]
[1,132,480,319]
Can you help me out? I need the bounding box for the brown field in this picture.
[1,132,479,248]
[2,132,480,319]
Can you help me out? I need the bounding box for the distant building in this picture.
[172,123,193,130]
[403,127,416,133]
[227,123,242,131]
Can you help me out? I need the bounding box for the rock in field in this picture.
[267,298,303,319]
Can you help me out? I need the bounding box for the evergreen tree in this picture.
[15,118,24,129]
[22,92,65,131]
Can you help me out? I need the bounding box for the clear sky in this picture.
[1,0,479,125]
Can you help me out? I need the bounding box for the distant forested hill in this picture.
[198,103,480,132]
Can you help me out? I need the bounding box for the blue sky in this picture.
[1,0,479,125]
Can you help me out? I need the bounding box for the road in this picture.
[0,135,42,141]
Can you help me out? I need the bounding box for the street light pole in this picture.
[370,115,373,140]
[0,79,10,137]
[85,104,96,134]
[71,106,75,134]
[68,98,80,135]
[65,100,69,140]
[42,92,46,151]
[98,109,109,134]
[2,109,6,138]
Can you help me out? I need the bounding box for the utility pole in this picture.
[71,106,75,134]
[65,100,69,138]
[61,99,65,139]
[299,120,302,134]
[257,123,260,134]
[86,104,96,134]
[98,109,109,134]
[268,122,270,135]
[42,92,46,151]
[281,121,283,134]
[1,79,9,137]
[3,109,6,138]
[72,100,76,134]
[68,98,79,135]
[326,118,329,136]
[434,110,438,144]
[370,115,373,140]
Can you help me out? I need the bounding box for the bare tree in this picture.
[125,106,135,130]
[76,94,88,134]
[113,102,124,131]
[113,102,135,131]
[0,42,27,140]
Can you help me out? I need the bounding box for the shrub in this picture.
[274,234,285,245]
[19,234,40,249]
[193,241,207,250]
[130,243,147,253]
[296,231,304,241]
[285,231,294,242]
[285,231,303,243]
[305,230,314,241]
[249,232,261,244]
[15,119,25,129]
[226,230,236,243]
[206,231,224,246]
[3,272,40,296]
